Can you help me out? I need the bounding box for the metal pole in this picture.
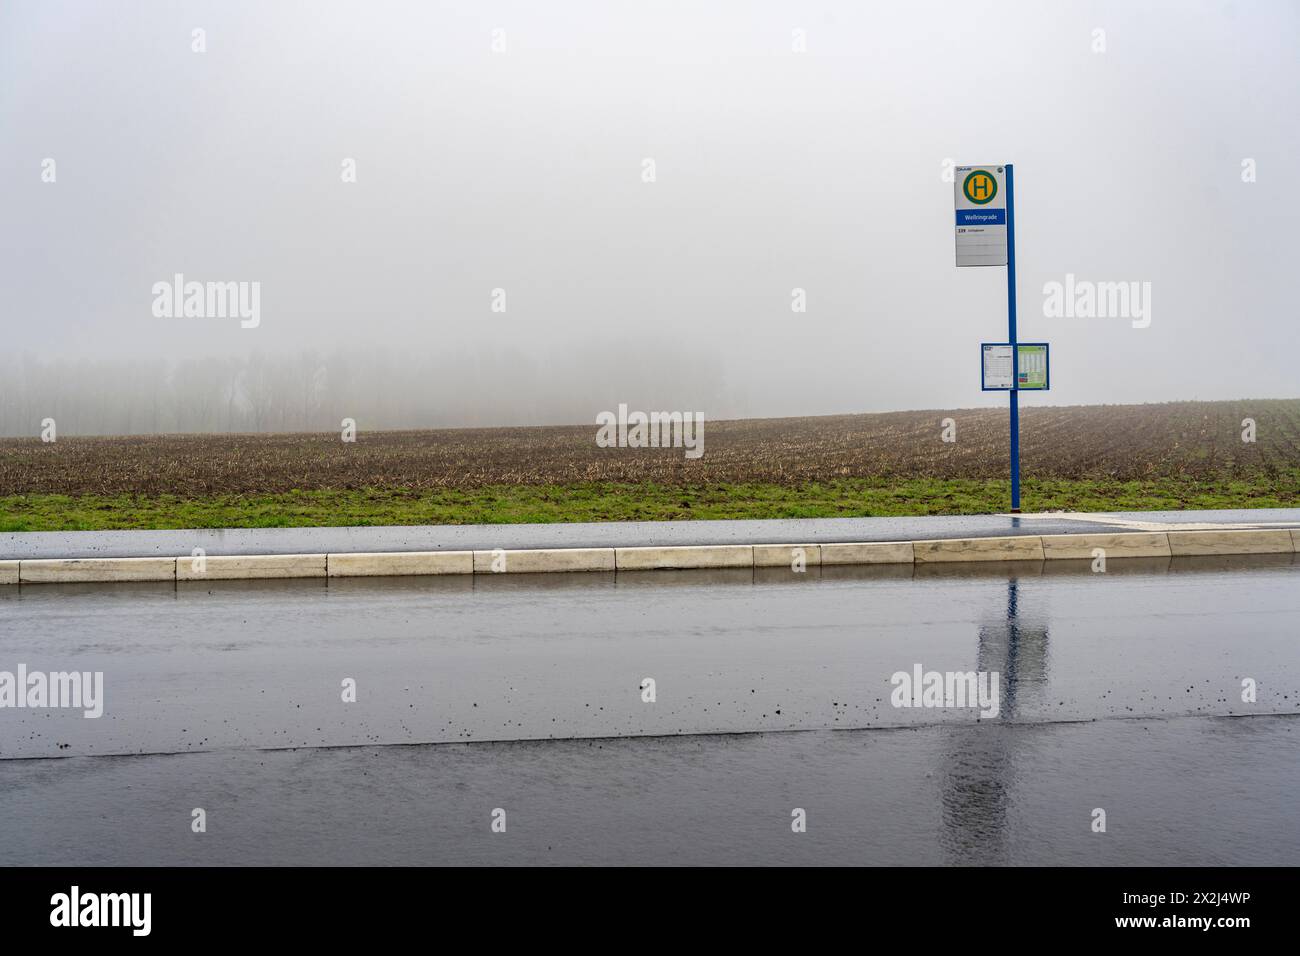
[1006,164,1020,513]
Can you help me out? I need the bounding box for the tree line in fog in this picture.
[0,348,733,437]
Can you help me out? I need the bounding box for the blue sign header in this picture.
[956,209,1006,226]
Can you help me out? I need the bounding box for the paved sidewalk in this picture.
[3,508,1299,559]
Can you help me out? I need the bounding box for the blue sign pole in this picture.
[1006,164,1020,512]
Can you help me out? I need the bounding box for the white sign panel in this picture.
[955,165,1007,267]
[982,344,1015,390]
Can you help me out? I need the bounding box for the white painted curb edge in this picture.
[1,529,1296,584]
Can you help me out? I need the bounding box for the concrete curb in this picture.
[1040,531,1171,560]
[0,529,1295,584]
[177,553,326,581]
[473,548,614,574]
[754,544,820,567]
[615,545,753,571]
[1167,529,1294,556]
[821,542,914,565]
[914,535,1045,562]
[19,557,177,584]
[328,551,473,577]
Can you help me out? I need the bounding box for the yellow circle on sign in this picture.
[962,170,998,205]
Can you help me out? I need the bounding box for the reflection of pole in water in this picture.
[978,579,1050,721]
[939,575,1050,863]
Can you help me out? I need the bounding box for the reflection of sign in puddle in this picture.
[938,578,1050,864]
[978,580,1049,720]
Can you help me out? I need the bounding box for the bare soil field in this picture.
[2,400,1298,498]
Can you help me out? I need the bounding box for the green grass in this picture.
[2,473,1298,531]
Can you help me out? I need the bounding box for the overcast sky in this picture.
[1,0,1296,430]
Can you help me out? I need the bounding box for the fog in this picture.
[1,0,1297,436]
[0,347,729,435]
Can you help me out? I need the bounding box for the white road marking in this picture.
[1002,512,1300,532]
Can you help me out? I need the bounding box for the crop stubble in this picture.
[1,400,1297,498]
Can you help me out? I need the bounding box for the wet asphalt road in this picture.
[2,716,1296,866]
[1,555,1298,864]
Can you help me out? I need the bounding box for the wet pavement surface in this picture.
[1,717,1295,865]
[1,554,1297,864]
